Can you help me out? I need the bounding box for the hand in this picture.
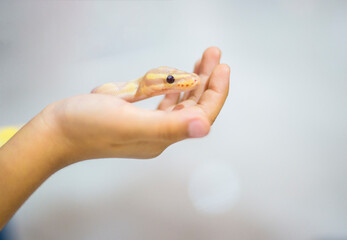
[40,47,230,166]
[0,47,229,228]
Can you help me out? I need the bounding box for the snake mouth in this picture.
[176,78,199,89]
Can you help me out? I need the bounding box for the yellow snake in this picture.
[0,67,200,147]
[91,66,200,102]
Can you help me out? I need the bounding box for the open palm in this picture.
[44,47,229,163]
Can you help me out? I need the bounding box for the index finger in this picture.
[197,64,230,124]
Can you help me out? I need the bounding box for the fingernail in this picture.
[173,104,184,111]
[188,120,208,138]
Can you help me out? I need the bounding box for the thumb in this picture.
[129,108,210,142]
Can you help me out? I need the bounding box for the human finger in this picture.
[197,64,230,124]
[121,106,210,142]
[157,93,180,110]
[187,47,221,102]
[181,59,201,101]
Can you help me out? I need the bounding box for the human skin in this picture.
[0,47,230,229]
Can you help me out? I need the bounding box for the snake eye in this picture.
[166,75,175,84]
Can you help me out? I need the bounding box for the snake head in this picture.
[140,66,200,96]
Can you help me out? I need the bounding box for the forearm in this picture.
[0,114,67,229]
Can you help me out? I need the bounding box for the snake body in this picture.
[91,66,200,102]
[0,126,20,147]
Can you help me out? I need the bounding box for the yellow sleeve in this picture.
[0,126,20,147]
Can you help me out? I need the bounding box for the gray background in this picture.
[0,1,346,239]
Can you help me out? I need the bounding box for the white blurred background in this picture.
[0,1,346,239]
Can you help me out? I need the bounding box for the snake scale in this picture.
[91,66,200,102]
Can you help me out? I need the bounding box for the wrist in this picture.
[0,110,72,227]
[0,113,68,174]
[35,103,76,169]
